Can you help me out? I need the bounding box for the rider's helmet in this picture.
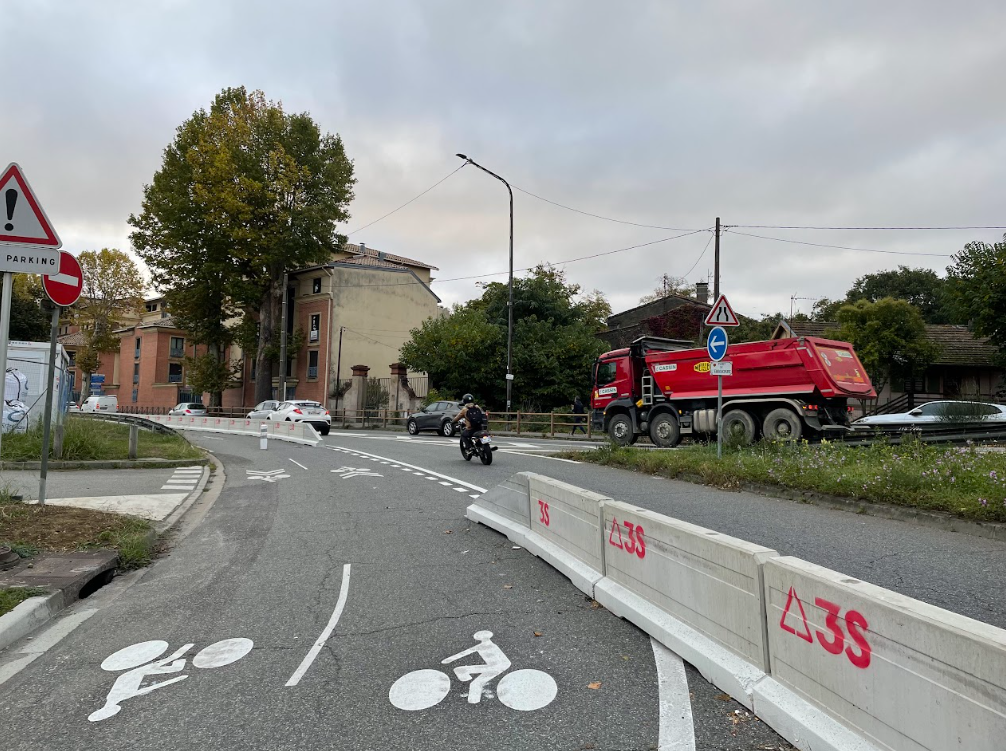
[462,393,475,405]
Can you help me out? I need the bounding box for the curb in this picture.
[0,458,210,471]
[0,590,66,653]
[155,459,215,535]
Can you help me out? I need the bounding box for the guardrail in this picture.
[138,414,321,446]
[468,473,1006,751]
[74,412,178,436]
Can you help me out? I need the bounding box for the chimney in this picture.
[358,242,366,255]
[695,281,709,304]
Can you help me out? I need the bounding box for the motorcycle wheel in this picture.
[479,446,493,465]
[461,441,472,461]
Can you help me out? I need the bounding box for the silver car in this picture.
[247,400,280,419]
[854,400,1006,426]
[169,402,207,416]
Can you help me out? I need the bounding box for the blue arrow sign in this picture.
[707,326,729,362]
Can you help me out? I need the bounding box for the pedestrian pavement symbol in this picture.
[246,469,290,482]
[331,466,383,479]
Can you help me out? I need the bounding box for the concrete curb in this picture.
[0,458,210,471]
[0,590,66,653]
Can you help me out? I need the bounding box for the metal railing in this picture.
[308,366,318,379]
[169,348,185,359]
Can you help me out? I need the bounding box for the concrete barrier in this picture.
[465,472,532,546]
[759,556,1006,751]
[145,414,320,445]
[522,474,608,596]
[595,501,777,708]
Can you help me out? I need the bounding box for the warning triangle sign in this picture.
[0,163,61,248]
[704,294,740,327]
[779,586,813,643]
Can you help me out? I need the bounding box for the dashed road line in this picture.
[322,445,487,496]
[289,459,308,470]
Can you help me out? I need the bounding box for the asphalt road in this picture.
[0,431,794,750]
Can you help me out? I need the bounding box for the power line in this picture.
[511,183,702,231]
[724,229,954,257]
[681,231,715,279]
[726,224,1006,231]
[346,164,466,236]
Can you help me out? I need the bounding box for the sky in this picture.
[3,0,1006,320]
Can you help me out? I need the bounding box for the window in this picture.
[133,363,140,384]
[250,359,256,381]
[925,372,940,394]
[310,314,320,342]
[308,350,319,379]
[595,361,618,386]
[168,363,183,383]
[312,278,321,294]
[145,302,158,313]
[286,357,293,378]
[170,337,185,358]
[67,350,76,367]
[132,389,138,403]
[135,337,141,358]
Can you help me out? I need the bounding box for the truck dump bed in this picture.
[645,336,876,401]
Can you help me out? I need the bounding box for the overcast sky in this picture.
[4,1,1006,319]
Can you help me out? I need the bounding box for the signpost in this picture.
[37,251,82,505]
[0,163,62,465]
[707,320,732,459]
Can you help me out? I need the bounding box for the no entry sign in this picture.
[42,251,83,307]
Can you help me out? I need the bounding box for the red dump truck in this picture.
[591,335,876,446]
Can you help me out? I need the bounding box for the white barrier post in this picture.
[260,423,268,450]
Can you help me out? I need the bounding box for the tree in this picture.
[813,267,952,324]
[835,298,941,396]
[945,236,1006,360]
[130,86,355,405]
[638,274,693,304]
[3,274,49,342]
[74,249,145,400]
[401,266,610,411]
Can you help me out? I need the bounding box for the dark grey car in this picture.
[407,400,462,436]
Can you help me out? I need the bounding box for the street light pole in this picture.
[456,154,514,415]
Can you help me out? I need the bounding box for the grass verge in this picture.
[0,494,155,569]
[562,438,1006,523]
[0,587,48,618]
[2,417,203,462]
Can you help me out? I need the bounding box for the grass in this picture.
[1,417,204,463]
[563,438,1006,523]
[0,587,48,617]
[0,492,155,569]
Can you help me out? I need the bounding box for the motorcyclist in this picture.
[456,394,486,455]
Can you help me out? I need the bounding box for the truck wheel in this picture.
[648,413,681,448]
[762,408,802,442]
[607,414,636,446]
[721,409,757,445]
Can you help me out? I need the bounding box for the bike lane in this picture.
[1,433,685,750]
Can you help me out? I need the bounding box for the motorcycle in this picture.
[458,425,497,465]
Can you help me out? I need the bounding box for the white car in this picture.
[268,400,331,436]
[854,400,1006,427]
[169,402,208,416]
[247,400,280,419]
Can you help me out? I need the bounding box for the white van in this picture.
[80,396,118,413]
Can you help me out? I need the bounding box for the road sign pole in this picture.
[717,375,723,459]
[0,271,13,462]
[38,304,61,506]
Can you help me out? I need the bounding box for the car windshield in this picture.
[188,404,203,409]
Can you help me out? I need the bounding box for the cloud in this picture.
[3,0,1005,320]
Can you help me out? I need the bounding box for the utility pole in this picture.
[278,272,288,401]
[713,217,721,301]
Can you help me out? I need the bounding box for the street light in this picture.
[456,153,515,415]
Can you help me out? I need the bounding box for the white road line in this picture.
[0,607,100,686]
[286,564,351,688]
[322,445,487,493]
[470,494,480,499]
[161,485,196,490]
[651,639,696,751]
[289,459,308,470]
[439,481,452,486]
[499,451,581,464]
[453,487,467,493]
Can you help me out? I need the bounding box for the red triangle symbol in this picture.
[0,163,61,248]
[608,518,624,549]
[779,586,813,642]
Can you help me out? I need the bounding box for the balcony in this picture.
[169,348,184,359]
[168,373,183,384]
[308,366,318,379]
[309,329,320,343]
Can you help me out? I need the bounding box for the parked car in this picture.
[169,402,207,416]
[67,402,80,413]
[268,400,331,436]
[247,400,279,419]
[854,400,1006,427]
[80,396,118,413]
[406,400,463,436]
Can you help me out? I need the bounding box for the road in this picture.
[0,430,795,751]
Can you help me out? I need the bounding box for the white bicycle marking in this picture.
[330,466,383,479]
[389,630,557,712]
[321,445,486,494]
[246,469,291,482]
[89,638,253,722]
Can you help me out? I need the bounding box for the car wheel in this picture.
[319,424,331,436]
[648,412,681,448]
[442,420,455,437]
[407,419,418,435]
[721,409,757,445]
[607,414,636,446]
[762,408,802,442]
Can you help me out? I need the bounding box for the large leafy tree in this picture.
[835,298,941,396]
[813,266,952,324]
[401,266,610,411]
[944,236,1006,361]
[74,249,145,400]
[3,274,49,342]
[130,86,355,404]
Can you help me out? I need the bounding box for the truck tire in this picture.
[607,414,637,446]
[721,409,757,445]
[648,413,681,448]
[762,408,802,442]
